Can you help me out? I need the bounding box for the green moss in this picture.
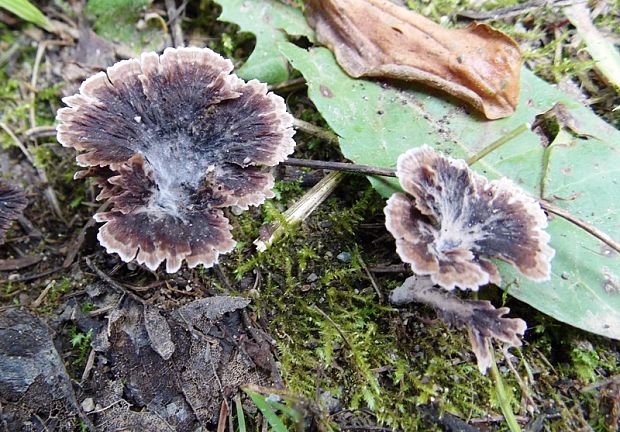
[226,180,503,429]
[69,327,93,367]
[86,0,149,39]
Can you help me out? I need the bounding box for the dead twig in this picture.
[458,0,578,21]
[87,399,130,415]
[268,77,307,93]
[217,399,229,432]
[23,125,57,139]
[85,257,146,305]
[80,348,97,384]
[368,263,408,274]
[501,346,537,413]
[214,264,234,291]
[63,202,110,268]
[31,281,55,308]
[165,0,185,47]
[0,255,42,271]
[0,266,63,284]
[282,158,396,177]
[357,254,383,300]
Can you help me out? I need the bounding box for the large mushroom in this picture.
[0,180,27,245]
[57,47,295,272]
[385,145,555,291]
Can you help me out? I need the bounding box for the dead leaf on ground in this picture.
[305,0,522,119]
[0,254,42,271]
[84,295,275,431]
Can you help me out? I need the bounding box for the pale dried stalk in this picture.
[254,171,344,251]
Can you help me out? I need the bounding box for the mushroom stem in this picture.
[284,156,620,254]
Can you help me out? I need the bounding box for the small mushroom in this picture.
[391,275,527,373]
[0,180,27,245]
[56,47,295,272]
[385,145,554,290]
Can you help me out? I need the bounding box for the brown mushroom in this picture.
[0,180,27,245]
[391,275,527,373]
[56,47,295,272]
[385,145,554,290]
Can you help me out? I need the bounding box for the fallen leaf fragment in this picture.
[391,275,526,373]
[305,0,522,119]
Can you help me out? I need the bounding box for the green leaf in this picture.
[0,0,52,30]
[280,44,620,340]
[243,389,288,432]
[214,0,314,84]
[234,394,247,432]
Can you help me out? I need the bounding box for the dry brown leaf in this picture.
[305,0,522,119]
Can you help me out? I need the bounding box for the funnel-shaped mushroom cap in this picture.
[385,145,554,290]
[56,47,295,272]
[0,180,27,245]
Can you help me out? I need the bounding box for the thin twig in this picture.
[368,264,408,273]
[85,257,146,305]
[0,266,63,284]
[0,121,36,165]
[458,0,579,21]
[87,399,129,415]
[64,202,111,268]
[539,199,620,253]
[358,254,383,300]
[24,125,57,139]
[165,0,184,47]
[268,77,307,93]
[31,281,55,308]
[81,348,97,384]
[255,171,344,251]
[501,346,536,412]
[312,305,354,351]
[283,158,396,177]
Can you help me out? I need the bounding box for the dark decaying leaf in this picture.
[87,295,274,429]
[391,275,527,373]
[305,0,522,119]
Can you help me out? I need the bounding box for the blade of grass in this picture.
[235,393,247,432]
[0,0,52,31]
[244,388,288,432]
[490,352,522,432]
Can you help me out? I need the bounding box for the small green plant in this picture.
[70,327,93,367]
[570,346,602,383]
[242,387,302,432]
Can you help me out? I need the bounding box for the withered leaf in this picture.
[305,0,522,119]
